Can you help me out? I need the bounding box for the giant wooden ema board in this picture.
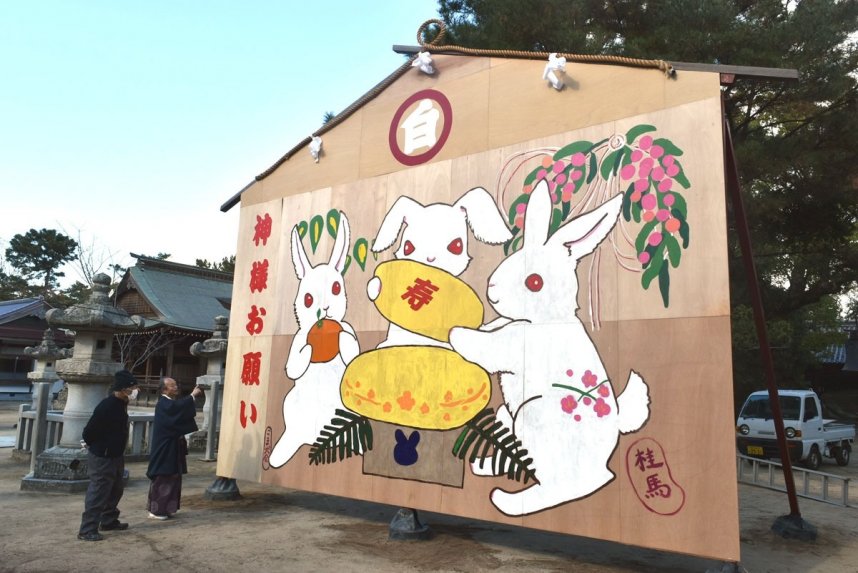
[218,54,739,561]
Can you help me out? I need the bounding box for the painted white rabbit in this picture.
[449,180,650,516]
[268,212,360,468]
[367,187,512,348]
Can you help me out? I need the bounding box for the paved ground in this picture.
[1,401,856,573]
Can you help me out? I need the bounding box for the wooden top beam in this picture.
[392,45,799,82]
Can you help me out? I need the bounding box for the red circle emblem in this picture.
[388,89,453,166]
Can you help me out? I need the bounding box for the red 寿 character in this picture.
[401,277,440,311]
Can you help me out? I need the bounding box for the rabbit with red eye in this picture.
[367,187,512,348]
[268,212,360,469]
[450,180,651,516]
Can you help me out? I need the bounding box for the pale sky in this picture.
[1,1,438,286]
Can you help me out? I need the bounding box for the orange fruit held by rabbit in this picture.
[307,319,343,363]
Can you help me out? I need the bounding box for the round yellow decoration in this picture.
[373,259,483,342]
[341,346,491,430]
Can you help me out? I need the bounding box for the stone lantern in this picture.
[18,329,72,467]
[21,273,145,492]
[189,315,228,438]
[189,315,240,500]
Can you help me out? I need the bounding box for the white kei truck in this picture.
[736,389,855,470]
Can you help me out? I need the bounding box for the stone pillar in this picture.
[13,329,71,465]
[189,316,228,438]
[189,316,241,500]
[21,274,145,492]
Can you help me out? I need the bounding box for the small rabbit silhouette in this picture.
[450,180,650,516]
[392,429,421,466]
[366,187,512,348]
[267,212,360,469]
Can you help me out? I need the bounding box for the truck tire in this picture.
[834,443,850,466]
[804,446,822,471]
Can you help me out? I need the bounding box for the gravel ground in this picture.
[1,401,856,573]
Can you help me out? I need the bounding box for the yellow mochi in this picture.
[341,346,491,430]
[372,259,483,342]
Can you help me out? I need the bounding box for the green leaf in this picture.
[308,410,373,465]
[587,153,598,183]
[562,200,571,220]
[600,149,619,179]
[296,220,308,238]
[625,124,657,143]
[668,193,688,218]
[653,138,684,157]
[632,200,642,223]
[671,208,690,248]
[673,162,691,188]
[641,244,665,289]
[548,207,562,238]
[554,140,593,159]
[342,255,352,275]
[508,194,529,225]
[658,264,671,307]
[523,166,541,186]
[622,183,634,221]
[352,238,369,271]
[664,232,682,267]
[309,215,324,253]
[325,209,340,239]
[635,219,660,253]
[452,408,536,484]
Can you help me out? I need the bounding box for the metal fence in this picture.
[736,453,854,508]
[15,404,155,461]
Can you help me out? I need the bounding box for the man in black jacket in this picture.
[146,377,202,519]
[77,369,139,541]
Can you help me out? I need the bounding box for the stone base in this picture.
[771,514,817,541]
[21,473,90,493]
[204,476,241,501]
[389,508,432,541]
[31,445,89,482]
[21,469,130,493]
[187,430,209,452]
[10,449,31,463]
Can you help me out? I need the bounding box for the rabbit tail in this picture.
[616,370,650,434]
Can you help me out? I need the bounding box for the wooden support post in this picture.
[721,96,802,518]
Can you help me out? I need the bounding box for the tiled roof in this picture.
[118,255,232,333]
[0,297,50,325]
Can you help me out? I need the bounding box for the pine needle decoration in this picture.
[452,408,537,484]
[308,409,373,465]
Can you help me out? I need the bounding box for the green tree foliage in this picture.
[436,0,858,402]
[4,228,78,295]
[195,255,236,274]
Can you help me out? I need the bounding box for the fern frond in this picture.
[308,409,373,465]
[452,408,537,484]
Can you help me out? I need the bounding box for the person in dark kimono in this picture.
[146,377,203,519]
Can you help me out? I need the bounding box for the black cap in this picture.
[111,369,139,391]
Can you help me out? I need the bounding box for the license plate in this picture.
[747,446,764,456]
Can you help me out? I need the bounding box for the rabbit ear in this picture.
[454,187,512,244]
[372,196,424,252]
[290,226,311,280]
[523,179,553,247]
[550,194,623,260]
[329,212,350,272]
[408,431,420,445]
